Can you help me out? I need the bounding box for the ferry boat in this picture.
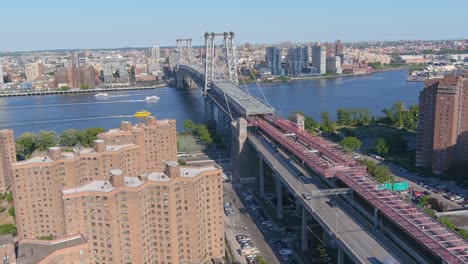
[94,92,108,98]
[145,95,160,102]
[134,110,151,117]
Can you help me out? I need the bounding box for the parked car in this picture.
[302,193,312,200]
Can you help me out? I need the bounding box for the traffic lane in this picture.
[285,157,419,264]
[224,184,281,264]
[250,135,415,264]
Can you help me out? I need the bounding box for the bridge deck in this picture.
[248,133,417,264]
[178,64,274,117]
[254,116,468,264]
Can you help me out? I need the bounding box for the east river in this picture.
[0,69,423,137]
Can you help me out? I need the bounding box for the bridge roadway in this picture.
[177,64,274,117]
[248,132,417,264]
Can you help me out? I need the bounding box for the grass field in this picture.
[342,124,415,141]
[177,133,205,153]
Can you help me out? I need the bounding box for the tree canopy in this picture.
[339,137,362,152]
[374,138,390,155]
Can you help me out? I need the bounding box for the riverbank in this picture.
[238,67,409,85]
[0,83,168,97]
[290,67,408,81]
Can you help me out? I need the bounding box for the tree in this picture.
[8,206,15,219]
[5,192,13,203]
[304,116,318,130]
[59,129,79,147]
[183,120,196,133]
[35,131,57,151]
[0,224,17,235]
[80,84,91,90]
[336,109,351,126]
[320,112,334,134]
[256,255,270,264]
[339,137,362,152]
[16,132,37,157]
[15,142,28,161]
[76,127,104,147]
[388,131,407,153]
[77,130,92,147]
[374,138,390,155]
[419,195,430,207]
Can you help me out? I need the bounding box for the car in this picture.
[423,191,431,195]
[302,193,312,200]
[327,200,337,207]
[239,208,247,214]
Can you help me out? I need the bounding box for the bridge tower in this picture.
[203,32,238,94]
[203,32,239,138]
[175,38,193,88]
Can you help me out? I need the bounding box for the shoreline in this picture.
[0,83,168,97]
[290,67,408,81]
[239,67,409,84]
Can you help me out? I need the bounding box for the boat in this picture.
[94,92,108,98]
[145,95,160,102]
[134,110,151,117]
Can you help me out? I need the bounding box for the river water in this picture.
[0,70,423,137]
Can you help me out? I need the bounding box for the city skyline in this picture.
[1,0,467,52]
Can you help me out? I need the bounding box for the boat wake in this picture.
[0,100,145,110]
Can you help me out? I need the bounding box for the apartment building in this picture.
[2,117,224,263]
[416,73,468,174]
[0,130,16,192]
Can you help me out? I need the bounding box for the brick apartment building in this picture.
[0,117,224,264]
[416,72,468,175]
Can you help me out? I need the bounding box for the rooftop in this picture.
[180,166,219,178]
[63,165,220,194]
[17,235,86,264]
[0,234,13,246]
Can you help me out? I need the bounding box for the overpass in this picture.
[174,32,468,264]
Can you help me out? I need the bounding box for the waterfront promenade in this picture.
[0,84,167,97]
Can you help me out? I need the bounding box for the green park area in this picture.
[177,133,206,153]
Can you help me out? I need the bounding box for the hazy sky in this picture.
[1,0,467,51]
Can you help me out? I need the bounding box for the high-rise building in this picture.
[416,73,468,174]
[54,52,99,89]
[312,44,327,75]
[265,47,282,75]
[25,62,44,81]
[151,45,160,61]
[0,130,15,193]
[326,56,342,74]
[286,46,309,76]
[2,117,224,263]
[103,58,129,85]
[335,39,344,56]
[148,45,162,74]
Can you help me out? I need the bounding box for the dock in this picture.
[0,85,167,98]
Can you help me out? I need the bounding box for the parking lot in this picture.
[224,183,281,264]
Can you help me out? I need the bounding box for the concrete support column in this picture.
[296,200,301,217]
[259,158,264,197]
[373,207,378,228]
[276,175,283,220]
[301,206,308,251]
[176,73,183,88]
[338,247,344,264]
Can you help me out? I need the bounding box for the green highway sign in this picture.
[393,182,409,191]
[378,183,392,191]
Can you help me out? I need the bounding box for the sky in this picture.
[1,0,467,51]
